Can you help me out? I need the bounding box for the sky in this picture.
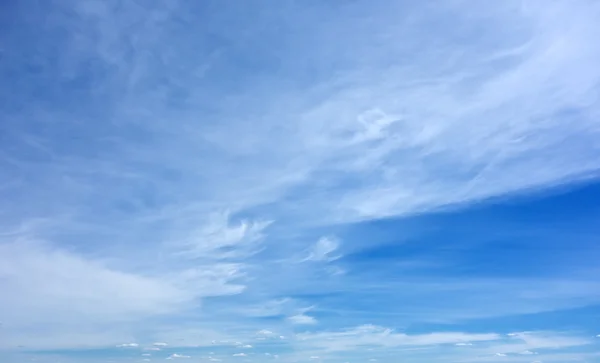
[1,0,600,362]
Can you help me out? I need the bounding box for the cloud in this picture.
[519,350,537,355]
[116,343,139,348]
[256,330,275,337]
[167,353,190,359]
[0,238,245,349]
[153,342,168,347]
[288,313,318,325]
[506,331,593,350]
[469,331,595,358]
[231,298,293,318]
[0,239,197,349]
[232,353,247,357]
[305,237,341,262]
[174,212,272,260]
[295,325,500,352]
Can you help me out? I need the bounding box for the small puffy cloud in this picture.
[117,343,139,348]
[257,329,274,336]
[142,353,152,356]
[310,356,320,360]
[495,353,507,357]
[288,313,318,325]
[153,342,168,347]
[233,353,247,357]
[167,353,190,359]
[455,342,472,346]
[145,347,161,351]
[239,344,253,348]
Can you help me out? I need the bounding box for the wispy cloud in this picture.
[167,353,191,359]
[173,212,272,260]
[304,237,341,262]
[1,0,600,362]
[288,313,318,325]
[116,343,139,348]
[295,325,500,352]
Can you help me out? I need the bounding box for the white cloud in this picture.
[0,239,245,349]
[153,342,168,347]
[296,325,500,352]
[507,331,592,349]
[472,331,594,358]
[233,353,247,357]
[235,298,291,318]
[167,353,190,359]
[305,236,341,262]
[174,212,272,260]
[117,343,139,348]
[0,241,188,320]
[519,350,537,355]
[288,313,318,325]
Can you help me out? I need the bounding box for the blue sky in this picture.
[1,0,600,362]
